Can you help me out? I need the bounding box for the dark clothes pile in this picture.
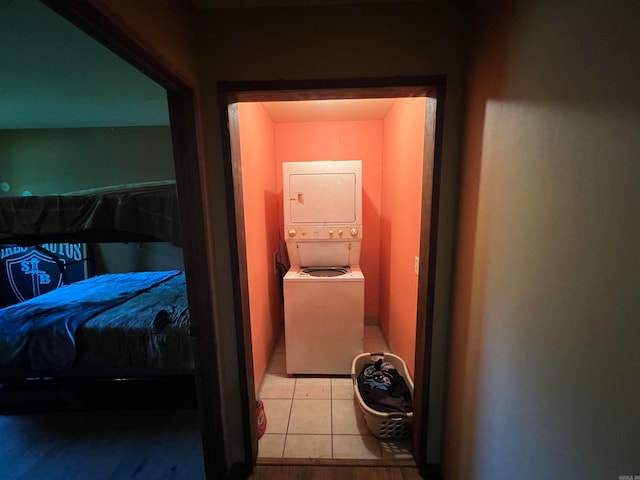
[357,358,413,413]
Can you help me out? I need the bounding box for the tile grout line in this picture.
[330,376,334,459]
[282,376,296,458]
[264,341,405,460]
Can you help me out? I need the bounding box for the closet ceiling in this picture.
[261,99,396,123]
[1,0,401,130]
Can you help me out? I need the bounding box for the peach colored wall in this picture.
[238,103,282,389]
[274,121,383,319]
[379,98,426,377]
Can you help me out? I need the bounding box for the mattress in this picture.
[0,270,194,378]
[75,272,193,374]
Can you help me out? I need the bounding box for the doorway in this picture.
[39,2,446,469]
[219,78,445,469]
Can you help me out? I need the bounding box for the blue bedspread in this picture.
[0,270,181,370]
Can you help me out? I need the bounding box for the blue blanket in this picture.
[0,270,181,371]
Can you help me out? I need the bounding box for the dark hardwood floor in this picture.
[0,408,205,480]
[248,466,425,479]
[0,379,426,479]
[0,377,204,480]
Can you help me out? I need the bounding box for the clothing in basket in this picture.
[357,358,412,413]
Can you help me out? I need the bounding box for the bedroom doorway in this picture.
[219,78,445,469]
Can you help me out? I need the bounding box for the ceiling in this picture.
[193,0,416,7]
[261,99,395,122]
[0,0,169,129]
[1,0,401,130]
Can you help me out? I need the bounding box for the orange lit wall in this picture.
[274,113,426,357]
[379,98,426,376]
[274,121,383,319]
[238,102,282,389]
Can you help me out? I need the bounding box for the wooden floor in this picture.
[0,408,426,480]
[248,465,425,479]
[0,379,428,480]
[0,409,206,480]
[0,377,204,480]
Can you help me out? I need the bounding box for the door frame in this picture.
[41,1,446,474]
[41,1,230,477]
[218,76,446,471]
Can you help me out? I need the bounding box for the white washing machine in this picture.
[284,265,364,375]
[282,160,365,375]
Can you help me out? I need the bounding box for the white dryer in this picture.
[282,161,365,375]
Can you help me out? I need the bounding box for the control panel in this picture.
[284,225,362,240]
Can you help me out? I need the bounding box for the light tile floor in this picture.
[257,325,413,461]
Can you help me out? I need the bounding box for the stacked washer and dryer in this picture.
[282,160,365,375]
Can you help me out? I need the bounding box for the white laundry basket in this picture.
[351,352,414,438]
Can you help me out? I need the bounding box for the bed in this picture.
[0,270,193,380]
[0,180,181,247]
[0,181,194,383]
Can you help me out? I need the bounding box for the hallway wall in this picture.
[0,126,175,196]
[446,0,640,478]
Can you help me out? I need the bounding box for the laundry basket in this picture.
[351,352,414,438]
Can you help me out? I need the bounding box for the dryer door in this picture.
[287,172,357,224]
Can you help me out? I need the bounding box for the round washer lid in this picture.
[301,267,349,277]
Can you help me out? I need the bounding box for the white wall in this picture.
[446,1,640,478]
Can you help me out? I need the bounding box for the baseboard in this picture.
[365,316,379,325]
[420,463,442,479]
[230,460,253,478]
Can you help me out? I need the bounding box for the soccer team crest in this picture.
[0,243,90,308]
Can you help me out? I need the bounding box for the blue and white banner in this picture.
[0,243,91,308]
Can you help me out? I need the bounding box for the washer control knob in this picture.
[338,229,343,236]
[328,229,334,236]
[350,228,359,236]
[288,228,297,237]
